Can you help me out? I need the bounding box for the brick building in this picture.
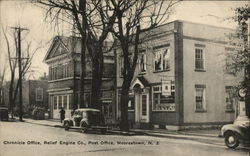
[115,20,242,130]
[44,36,115,123]
[2,80,48,115]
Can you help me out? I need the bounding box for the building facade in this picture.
[116,20,242,130]
[44,36,115,124]
[2,80,48,115]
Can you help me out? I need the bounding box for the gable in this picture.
[44,36,70,61]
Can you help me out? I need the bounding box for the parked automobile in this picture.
[63,108,107,134]
[221,116,250,148]
[0,107,9,121]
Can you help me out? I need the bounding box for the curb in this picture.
[22,119,221,139]
[23,120,62,128]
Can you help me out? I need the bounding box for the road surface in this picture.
[0,121,249,156]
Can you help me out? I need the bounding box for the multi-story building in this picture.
[115,20,242,130]
[44,36,115,123]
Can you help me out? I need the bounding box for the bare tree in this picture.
[35,0,117,109]
[0,63,7,107]
[2,27,38,117]
[111,0,178,131]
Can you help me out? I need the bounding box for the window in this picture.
[154,48,170,71]
[225,86,236,111]
[62,64,68,78]
[58,96,63,109]
[101,102,113,118]
[51,66,58,80]
[195,48,205,70]
[69,94,73,109]
[36,88,43,101]
[49,67,52,80]
[84,93,91,108]
[128,96,135,110]
[63,95,67,109]
[195,85,206,111]
[163,49,170,70]
[225,48,236,75]
[53,96,57,110]
[141,95,147,115]
[152,85,175,111]
[139,53,147,73]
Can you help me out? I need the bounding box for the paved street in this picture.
[0,121,249,156]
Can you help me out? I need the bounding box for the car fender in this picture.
[63,118,73,126]
[80,119,89,127]
[222,124,245,139]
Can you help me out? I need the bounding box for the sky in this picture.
[0,0,249,81]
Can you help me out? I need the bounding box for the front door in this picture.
[135,92,149,123]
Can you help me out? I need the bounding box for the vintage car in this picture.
[221,116,250,148]
[63,108,107,134]
[0,107,9,121]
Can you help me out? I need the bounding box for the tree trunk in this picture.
[8,75,15,118]
[90,48,104,110]
[120,78,131,131]
[91,68,102,109]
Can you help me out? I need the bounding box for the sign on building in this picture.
[162,80,171,96]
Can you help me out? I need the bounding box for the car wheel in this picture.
[224,132,240,149]
[81,122,88,133]
[64,122,70,131]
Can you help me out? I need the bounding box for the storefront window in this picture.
[152,85,175,111]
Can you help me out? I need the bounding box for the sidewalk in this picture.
[22,118,221,140]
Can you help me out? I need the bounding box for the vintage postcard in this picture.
[0,0,249,156]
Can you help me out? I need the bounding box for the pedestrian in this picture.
[59,107,65,123]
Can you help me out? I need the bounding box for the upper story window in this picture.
[49,63,71,81]
[154,47,170,72]
[195,84,206,112]
[225,86,236,112]
[49,66,58,80]
[62,63,70,78]
[36,88,43,101]
[195,44,205,71]
[139,53,147,73]
[224,47,236,75]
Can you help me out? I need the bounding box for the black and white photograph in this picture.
[0,0,249,156]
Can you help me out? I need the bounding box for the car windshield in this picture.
[74,111,82,117]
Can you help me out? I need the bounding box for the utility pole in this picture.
[10,26,29,121]
[79,0,86,108]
